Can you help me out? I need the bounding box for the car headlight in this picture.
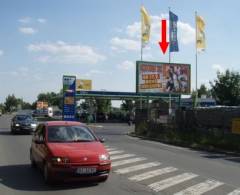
[51,157,69,164]
[99,154,110,161]
[31,124,37,128]
[15,124,20,127]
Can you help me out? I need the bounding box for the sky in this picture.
[0,0,240,103]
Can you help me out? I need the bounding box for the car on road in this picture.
[30,121,111,184]
[11,114,37,134]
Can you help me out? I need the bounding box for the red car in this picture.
[30,121,111,184]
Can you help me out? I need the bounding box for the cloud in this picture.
[212,64,225,73]
[112,13,195,52]
[19,27,37,35]
[178,22,195,44]
[0,50,3,56]
[18,17,32,24]
[28,41,106,65]
[110,37,140,51]
[118,60,135,70]
[37,18,46,24]
[83,69,112,77]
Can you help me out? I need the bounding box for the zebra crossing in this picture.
[105,145,240,195]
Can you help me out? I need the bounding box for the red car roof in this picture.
[46,121,84,126]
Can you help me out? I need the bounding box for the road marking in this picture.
[228,189,240,195]
[129,167,178,182]
[106,148,117,151]
[148,173,198,192]
[174,179,224,195]
[109,150,124,155]
[111,154,136,160]
[111,157,146,167]
[114,162,161,174]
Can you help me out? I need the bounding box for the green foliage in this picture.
[210,69,240,106]
[36,91,62,109]
[4,94,19,112]
[121,100,134,111]
[95,99,111,114]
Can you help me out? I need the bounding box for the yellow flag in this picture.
[196,15,206,51]
[141,6,151,47]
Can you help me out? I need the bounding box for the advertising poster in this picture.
[63,75,76,121]
[136,61,191,94]
[76,79,92,91]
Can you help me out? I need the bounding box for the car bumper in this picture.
[12,127,35,133]
[48,163,111,182]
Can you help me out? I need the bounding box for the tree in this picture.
[4,94,19,112]
[95,99,111,114]
[197,84,211,98]
[36,91,62,109]
[121,100,134,111]
[210,69,240,106]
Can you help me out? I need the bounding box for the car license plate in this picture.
[76,167,97,174]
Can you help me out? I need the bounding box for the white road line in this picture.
[114,162,161,174]
[109,150,124,155]
[174,179,224,195]
[111,154,136,160]
[106,148,117,151]
[111,157,146,167]
[149,173,198,192]
[228,188,240,195]
[129,167,178,182]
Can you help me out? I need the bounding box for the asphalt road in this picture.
[1,114,240,195]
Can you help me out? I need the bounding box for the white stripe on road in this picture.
[111,154,136,160]
[106,148,117,151]
[149,173,198,192]
[174,179,224,195]
[109,150,124,155]
[114,162,161,174]
[228,189,240,195]
[129,167,178,182]
[111,157,146,167]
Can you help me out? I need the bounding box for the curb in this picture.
[128,132,240,156]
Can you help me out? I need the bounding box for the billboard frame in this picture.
[136,60,191,95]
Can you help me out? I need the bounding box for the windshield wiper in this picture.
[72,139,93,142]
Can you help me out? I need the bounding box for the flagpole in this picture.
[140,5,143,61]
[168,7,171,64]
[168,7,172,116]
[195,11,198,107]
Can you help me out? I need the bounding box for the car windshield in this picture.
[47,125,96,143]
[16,115,32,121]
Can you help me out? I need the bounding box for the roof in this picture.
[45,121,84,126]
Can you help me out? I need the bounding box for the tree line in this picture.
[0,69,240,114]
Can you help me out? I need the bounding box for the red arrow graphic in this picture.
[158,19,169,54]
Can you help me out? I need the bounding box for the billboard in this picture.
[76,79,92,91]
[63,75,76,121]
[136,61,191,94]
[36,101,48,109]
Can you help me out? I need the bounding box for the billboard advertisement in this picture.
[76,79,92,91]
[36,101,48,109]
[136,61,191,94]
[63,75,76,121]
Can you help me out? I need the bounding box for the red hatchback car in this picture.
[30,121,111,184]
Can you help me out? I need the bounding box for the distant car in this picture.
[30,121,111,184]
[11,114,37,134]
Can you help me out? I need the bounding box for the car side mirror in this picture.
[99,137,105,143]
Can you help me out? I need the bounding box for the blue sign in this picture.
[169,11,179,52]
[63,75,76,121]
